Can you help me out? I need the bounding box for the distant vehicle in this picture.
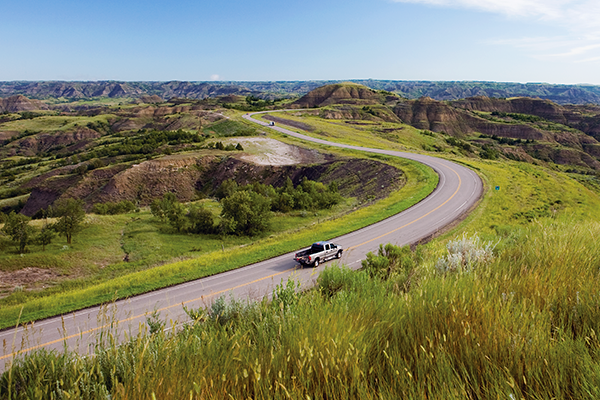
[294,241,343,267]
[269,121,275,126]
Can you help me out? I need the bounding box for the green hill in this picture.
[3,104,600,399]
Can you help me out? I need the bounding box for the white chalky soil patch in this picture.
[228,137,325,166]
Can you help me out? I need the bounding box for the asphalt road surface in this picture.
[0,111,482,372]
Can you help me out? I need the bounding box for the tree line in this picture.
[0,177,344,253]
[0,198,85,253]
[151,177,343,236]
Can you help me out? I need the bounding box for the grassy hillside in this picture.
[2,187,599,399]
[0,150,436,329]
[3,102,600,398]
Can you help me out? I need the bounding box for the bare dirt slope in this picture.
[293,83,386,108]
[20,139,404,215]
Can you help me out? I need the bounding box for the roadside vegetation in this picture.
[150,178,342,236]
[2,217,599,399]
[0,151,435,329]
[3,97,600,398]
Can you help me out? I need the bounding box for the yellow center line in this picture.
[1,267,297,361]
[347,161,462,251]
[3,113,466,363]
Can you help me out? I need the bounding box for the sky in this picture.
[1,0,600,84]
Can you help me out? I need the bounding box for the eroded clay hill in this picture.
[20,148,405,217]
[0,95,49,113]
[293,83,387,108]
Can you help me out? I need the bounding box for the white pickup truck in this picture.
[294,241,343,267]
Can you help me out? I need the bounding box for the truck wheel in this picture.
[336,251,342,259]
[313,259,320,267]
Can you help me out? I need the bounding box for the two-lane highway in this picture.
[0,111,482,372]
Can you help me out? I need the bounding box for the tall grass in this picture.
[0,156,436,329]
[3,219,600,399]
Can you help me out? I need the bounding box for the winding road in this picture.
[0,111,482,372]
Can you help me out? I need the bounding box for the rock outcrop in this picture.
[20,153,404,216]
[293,83,384,108]
[0,95,49,112]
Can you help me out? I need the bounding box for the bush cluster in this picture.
[5,222,600,399]
[0,199,86,253]
[491,111,544,123]
[220,177,342,212]
[445,136,472,152]
[151,177,343,237]
[206,141,244,151]
[94,129,204,158]
[434,233,497,274]
[92,200,137,215]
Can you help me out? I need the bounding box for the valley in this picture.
[2,82,600,398]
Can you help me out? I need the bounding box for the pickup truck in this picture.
[294,241,343,267]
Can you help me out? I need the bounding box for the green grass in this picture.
[0,114,115,134]
[0,155,435,329]
[3,109,600,398]
[3,219,600,399]
[452,159,600,238]
[257,110,446,153]
[202,119,257,137]
[0,195,29,210]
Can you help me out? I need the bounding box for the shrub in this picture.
[49,198,86,245]
[35,226,55,251]
[361,243,422,291]
[167,202,187,233]
[207,295,248,327]
[317,264,361,298]
[215,179,238,201]
[435,233,497,274]
[219,190,271,236]
[92,200,136,215]
[272,278,300,313]
[1,211,35,253]
[187,204,215,234]
[150,193,178,222]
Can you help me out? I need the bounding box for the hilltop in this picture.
[287,85,600,172]
[293,82,396,108]
[0,95,49,113]
[3,80,600,104]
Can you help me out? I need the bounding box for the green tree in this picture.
[275,192,295,213]
[2,211,35,253]
[187,204,215,234]
[167,202,187,232]
[317,181,343,209]
[36,226,55,251]
[220,191,271,236]
[215,179,238,200]
[150,193,178,222]
[293,189,312,211]
[50,198,86,244]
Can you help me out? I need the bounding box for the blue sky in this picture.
[2,0,599,84]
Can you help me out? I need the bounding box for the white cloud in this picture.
[391,0,597,23]
[210,74,220,81]
[393,0,600,62]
